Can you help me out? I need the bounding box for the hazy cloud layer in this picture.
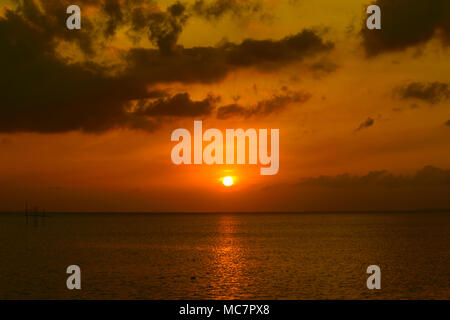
[361,0,450,55]
[0,1,334,133]
[299,166,450,188]
[394,82,450,104]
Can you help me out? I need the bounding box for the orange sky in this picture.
[0,0,449,211]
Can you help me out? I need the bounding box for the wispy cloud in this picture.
[394,82,450,104]
[355,117,374,132]
[216,89,310,119]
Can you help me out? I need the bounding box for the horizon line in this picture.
[1,209,450,214]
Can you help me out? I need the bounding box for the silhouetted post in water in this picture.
[24,204,49,221]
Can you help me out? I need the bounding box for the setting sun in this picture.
[222,176,234,187]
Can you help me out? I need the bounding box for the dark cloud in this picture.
[216,104,246,119]
[299,165,450,188]
[13,0,189,55]
[145,2,189,55]
[0,1,333,133]
[225,30,334,68]
[216,90,310,119]
[136,93,218,117]
[192,0,263,20]
[15,0,98,56]
[0,3,167,133]
[355,117,374,132]
[103,0,124,37]
[445,120,450,127]
[361,0,450,56]
[99,1,190,55]
[122,29,333,86]
[394,82,450,104]
[308,60,338,74]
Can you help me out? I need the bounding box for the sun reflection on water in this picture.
[209,214,248,299]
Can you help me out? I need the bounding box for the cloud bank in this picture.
[299,165,450,188]
[0,1,333,133]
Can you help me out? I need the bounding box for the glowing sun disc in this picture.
[222,176,234,187]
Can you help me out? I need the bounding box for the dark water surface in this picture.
[0,212,449,299]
